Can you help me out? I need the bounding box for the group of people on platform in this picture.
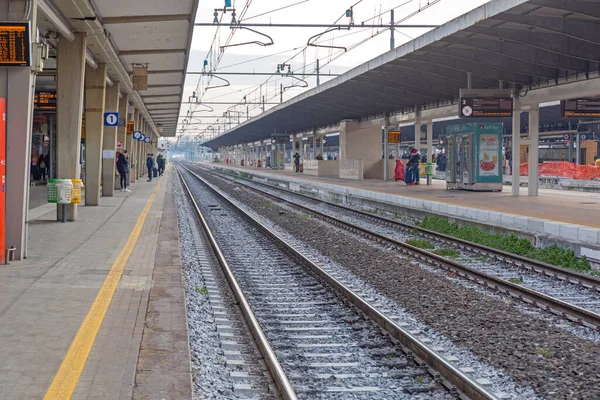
[115,151,166,192]
[146,153,166,182]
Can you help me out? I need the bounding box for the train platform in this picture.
[207,163,600,257]
[0,168,191,400]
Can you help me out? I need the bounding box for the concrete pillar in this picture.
[102,81,120,197]
[131,109,139,182]
[115,94,129,190]
[339,119,383,179]
[84,63,107,206]
[528,106,539,196]
[426,120,433,185]
[1,0,38,259]
[511,98,521,197]
[414,120,421,155]
[56,33,87,222]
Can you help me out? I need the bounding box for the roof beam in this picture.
[147,69,185,75]
[490,13,600,46]
[467,25,600,63]
[442,35,587,73]
[407,52,530,85]
[103,15,191,24]
[141,94,182,99]
[375,64,471,91]
[348,79,438,103]
[426,44,559,80]
[120,49,186,56]
[389,60,499,88]
[148,84,182,89]
[527,0,600,20]
[365,71,459,97]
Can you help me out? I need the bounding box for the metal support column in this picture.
[528,106,539,196]
[426,120,433,185]
[511,98,521,197]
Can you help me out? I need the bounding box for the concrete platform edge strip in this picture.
[43,185,160,400]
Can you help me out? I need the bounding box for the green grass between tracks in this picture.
[416,217,591,273]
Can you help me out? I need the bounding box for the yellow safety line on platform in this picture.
[43,190,158,400]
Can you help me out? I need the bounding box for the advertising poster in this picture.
[479,134,500,177]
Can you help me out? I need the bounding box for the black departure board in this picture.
[0,21,31,67]
[561,98,600,118]
[460,97,513,118]
[34,91,57,110]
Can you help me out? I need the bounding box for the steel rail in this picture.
[178,163,499,400]
[176,169,298,400]
[198,165,600,331]
[210,165,600,293]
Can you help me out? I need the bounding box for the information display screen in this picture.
[561,98,600,118]
[460,97,513,118]
[34,91,57,110]
[388,131,401,143]
[0,21,31,67]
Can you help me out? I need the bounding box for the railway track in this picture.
[194,164,600,331]
[176,164,500,400]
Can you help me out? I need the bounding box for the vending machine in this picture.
[445,123,503,192]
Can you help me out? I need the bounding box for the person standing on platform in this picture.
[38,154,47,181]
[406,147,421,185]
[146,153,155,182]
[293,152,300,172]
[157,154,165,176]
[117,150,130,192]
[152,154,159,178]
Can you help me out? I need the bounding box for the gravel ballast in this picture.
[195,166,600,400]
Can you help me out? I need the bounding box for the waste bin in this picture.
[56,179,73,205]
[71,179,84,204]
[425,162,435,186]
[47,178,58,203]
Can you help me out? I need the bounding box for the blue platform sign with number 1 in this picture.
[104,112,119,127]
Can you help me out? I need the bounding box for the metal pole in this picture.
[280,83,283,104]
[383,124,388,181]
[390,9,395,50]
[196,22,439,28]
[262,96,265,113]
[62,204,66,223]
[576,132,581,165]
[316,58,320,86]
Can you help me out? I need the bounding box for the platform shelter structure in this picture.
[205,0,600,198]
[0,0,198,260]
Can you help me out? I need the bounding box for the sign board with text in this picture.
[388,131,401,143]
[0,21,31,67]
[34,91,57,110]
[459,89,513,118]
[561,98,600,118]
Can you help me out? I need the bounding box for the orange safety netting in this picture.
[520,161,600,180]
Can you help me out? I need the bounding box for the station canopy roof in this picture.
[43,0,199,137]
[204,0,600,149]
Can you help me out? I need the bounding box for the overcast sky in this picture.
[179,0,491,137]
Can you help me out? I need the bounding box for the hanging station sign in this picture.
[561,98,600,118]
[0,21,31,67]
[459,89,513,118]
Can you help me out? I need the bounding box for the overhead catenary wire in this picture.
[190,0,440,138]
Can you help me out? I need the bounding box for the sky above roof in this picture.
[178,0,492,138]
